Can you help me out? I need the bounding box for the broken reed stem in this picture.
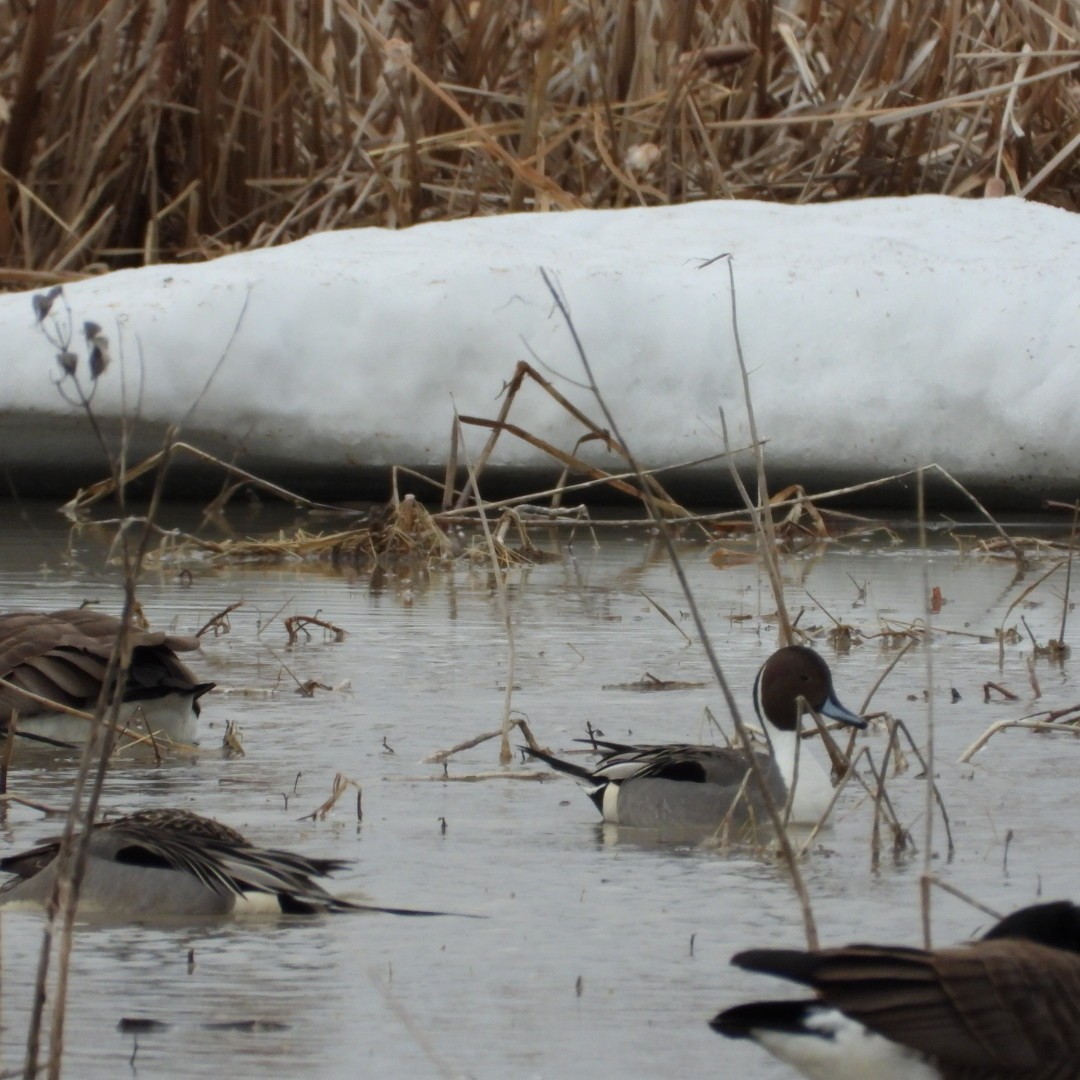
[367,968,459,1080]
[425,716,542,765]
[62,440,346,518]
[41,431,178,1080]
[869,725,902,871]
[958,717,1080,762]
[539,267,819,950]
[715,256,794,647]
[438,446,751,522]
[883,716,954,858]
[858,638,918,715]
[996,557,1069,669]
[921,877,1003,922]
[26,288,236,1078]
[931,464,1024,567]
[794,746,881,859]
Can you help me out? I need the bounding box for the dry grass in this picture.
[2,1,1078,281]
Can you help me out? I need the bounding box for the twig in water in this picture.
[639,591,692,645]
[425,716,541,764]
[917,469,938,948]
[298,773,360,821]
[996,557,1068,669]
[959,714,1080,763]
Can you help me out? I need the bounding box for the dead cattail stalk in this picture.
[6,3,1080,273]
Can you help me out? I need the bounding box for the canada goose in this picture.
[710,900,1080,1079]
[525,646,865,828]
[0,608,213,745]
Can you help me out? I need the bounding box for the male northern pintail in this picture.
[525,646,865,828]
[711,900,1080,1080]
[0,808,452,918]
[0,608,213,746]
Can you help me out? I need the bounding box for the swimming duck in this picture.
[0,808,449,918]
[525,646,865,828]
[711,900,1080,1080]
[0,608,214,746]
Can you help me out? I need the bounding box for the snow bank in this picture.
[0,195,1076,508]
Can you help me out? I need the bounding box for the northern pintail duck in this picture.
[0,608,213,746]
[0,808,448,918]
[711,900,1080,1080]
[525,646,865,829]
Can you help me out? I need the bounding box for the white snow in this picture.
[0,195,1076,506]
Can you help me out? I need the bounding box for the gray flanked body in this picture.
[589,744,788,829]
[0,808,462,920]
[526,646,866,829]
[0,809,353,916]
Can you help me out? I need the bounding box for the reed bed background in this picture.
[1,0,1078,283]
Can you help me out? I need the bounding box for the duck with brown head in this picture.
[524,645,865,830]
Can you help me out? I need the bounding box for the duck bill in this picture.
[819,692,867,730]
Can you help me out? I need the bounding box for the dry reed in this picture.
[2,1,1079,282]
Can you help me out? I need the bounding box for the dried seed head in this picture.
[626,142,661,173]
[984,177,1006,198]
[697,44,757,70]
[57,351,78,376]
[84,322,111,379]
[679,43,757,76]
[520,17,547,50]
[33,285,63,323]
[383,37,413,77]
[89,345,109,379]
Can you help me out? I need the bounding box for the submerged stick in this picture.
[959,716,1080,763]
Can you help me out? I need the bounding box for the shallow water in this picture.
[0,504,1078,1079]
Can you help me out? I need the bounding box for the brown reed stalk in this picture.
[2,1,1080,275]
[540,265,822,949]
[22,287,246,1077]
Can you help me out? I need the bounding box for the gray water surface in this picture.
[0,506,1078,1079]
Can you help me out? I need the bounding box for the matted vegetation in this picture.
[2,0,1078,281]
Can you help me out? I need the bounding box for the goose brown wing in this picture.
[48,609,201,654]
[12,650,108,707]
[0,611,207,720]
[734,940,1080,1070]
